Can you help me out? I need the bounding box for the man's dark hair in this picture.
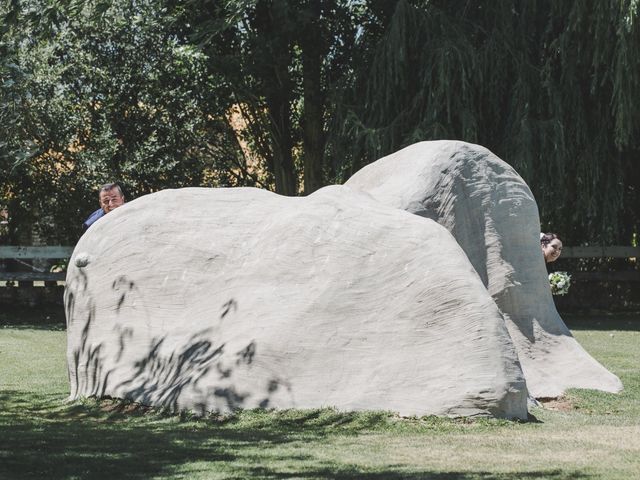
[99,183,124,198]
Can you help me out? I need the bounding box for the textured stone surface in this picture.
[65,185,527,418]
[346,140,622,397]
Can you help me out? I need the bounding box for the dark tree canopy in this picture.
[329,0,639,245]
[170,0,361,195]
[1,0,248,243]
[1,0,638,245]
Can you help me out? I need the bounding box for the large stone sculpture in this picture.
[65,140,621,419]
[346,140,622,397]
[65,186,527,418]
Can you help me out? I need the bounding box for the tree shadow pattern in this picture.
[0,390,594,480]
[67,270,287,415]
[115,329,225,412]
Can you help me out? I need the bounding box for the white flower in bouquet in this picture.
[549,271,571,296]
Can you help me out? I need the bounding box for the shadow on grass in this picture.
[0,391,593,480]
[0,304,66,329]
[563,314,640,332]
[0,322,66,331]
[242,467,591,480]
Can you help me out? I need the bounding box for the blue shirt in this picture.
[83,208,105,229]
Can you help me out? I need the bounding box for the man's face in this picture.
[99,189,125,213]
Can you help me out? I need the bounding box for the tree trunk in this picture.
[254,0,297,196]
[300,1,326,195]
[265,90,297,196]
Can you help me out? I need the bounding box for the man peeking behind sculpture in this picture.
[83,183,126,230]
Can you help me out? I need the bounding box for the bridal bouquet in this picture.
[549,271,571,296]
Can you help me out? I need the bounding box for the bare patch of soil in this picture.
[99,398,153,415]
[538,396,575,411]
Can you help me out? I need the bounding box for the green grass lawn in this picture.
[1,308,639,480]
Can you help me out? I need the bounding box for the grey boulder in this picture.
[65,185,528,418]
[346,140,622,398]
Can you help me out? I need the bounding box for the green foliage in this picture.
[330,0,640,244]
[2,0,639,245]
[1,0,247,244]
[1,313,640,479]
[172,0,361,195]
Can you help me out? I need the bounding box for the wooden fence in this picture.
[559,246,639,282]
[0,246,73,283]
[0,245,638,308]
[0,245,638,284]
[0,246,72,306]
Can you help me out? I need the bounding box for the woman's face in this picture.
[542,238,563,263]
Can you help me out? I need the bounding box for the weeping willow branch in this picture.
[329,0,639,244]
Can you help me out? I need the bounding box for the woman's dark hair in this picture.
[540,233,560,247]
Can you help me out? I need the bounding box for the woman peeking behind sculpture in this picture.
[540,233,563,263]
